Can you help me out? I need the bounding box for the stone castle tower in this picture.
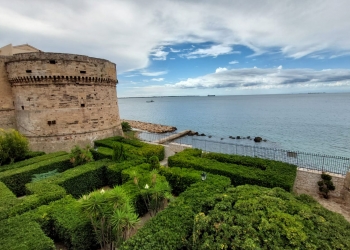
[0,44,123,152]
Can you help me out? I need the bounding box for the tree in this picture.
[112,143,127,162]
[121,122,132,132]
[81,186,139,250]
[0,129,29,165]
[318,172,335,199]
[70,145,93,167]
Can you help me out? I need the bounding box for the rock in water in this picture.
[254,137,262,142]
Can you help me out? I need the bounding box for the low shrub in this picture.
[69,145,93,167]
[0,214,55,250]
[28,159,112,199]
[94,136,165,160]
[159,167,204,196]
[168,148,297,191]
[203,152,268,170]
[191,185,350,249]
[0,154,72,196]
[0,151,67,173]
[120,173,231,249]
[106,159,147,187]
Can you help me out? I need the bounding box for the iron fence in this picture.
[136,131,350,175]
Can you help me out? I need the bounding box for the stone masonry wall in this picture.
[3,52,123,152]
[0,56,16,129]
[293,169,345,198]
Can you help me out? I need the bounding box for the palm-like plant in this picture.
[81,186,139,249]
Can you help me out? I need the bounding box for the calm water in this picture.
[118,93,350,157]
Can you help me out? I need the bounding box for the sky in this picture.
[1,0,350,97]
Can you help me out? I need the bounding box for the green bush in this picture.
[90,146,114,160]
[0,214,55,250]
[106,159,148,187]
[69,145,93,167]
[0,154,72,196]
[0,129,29,165]
[94,136,165,161]
[203,152,268,170]
[0,160,112,220]
[112,142,127,162]
[0,151,67,173]
[191,185,350,249]
[159,167,205,195]
[122,121,132,132]
[168,148,297,191]
[120,174,231,250]
[29,159,112,199]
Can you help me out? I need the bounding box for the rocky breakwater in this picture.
[122,119,177,133]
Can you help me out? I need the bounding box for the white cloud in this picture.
[215,67,228,73]
[141,71,168,76]
[182,44,233,59]
[151,46,169,60]
[172,68,350,90]
[151,78,164,81]
[229,60,239,64]
[170,57,176,60]
[277,65,283,70]
[2,1,350,72]
[170,48,180,53]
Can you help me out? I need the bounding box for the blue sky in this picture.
[1,0,350,97]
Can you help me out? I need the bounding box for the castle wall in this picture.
[5,52,123,152]
[0,57,16,129]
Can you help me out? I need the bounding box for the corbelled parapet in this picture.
[0,51,123,152]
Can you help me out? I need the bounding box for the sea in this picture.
[118,93,350,158]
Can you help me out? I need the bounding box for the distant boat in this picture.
[146,100,154,103]
[208,95,215,97]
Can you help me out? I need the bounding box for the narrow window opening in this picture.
[80,70,86,74]
[21,106,24,110]
[26,70,32,73]
[52,120,56,125]
[49,60,56,64]
[48,121,52,126]
[81,104,85,108]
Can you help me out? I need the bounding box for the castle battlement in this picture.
[0,44,123,152]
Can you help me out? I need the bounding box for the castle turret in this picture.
[0,47,123,152]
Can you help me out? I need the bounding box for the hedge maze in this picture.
[1,137,350,250]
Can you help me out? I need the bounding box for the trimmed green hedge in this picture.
[159,167,204,196]
[94,136,165,161]
[0,151,67,173]
[106,159,147,187]
[168,148,297,191]
[0,160,113,220]
[30,196,97,250]
[0,214,55,250]
[28,159,112,199]
[0,154,72,196]
[120,173,231,249]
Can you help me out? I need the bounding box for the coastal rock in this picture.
[254,137,262,142]
[121,119,177,133]
[247,136,251,139]
[208,135,212,138]
[236,136,241,139]
[200,133,206,136]
[188,131,199,136]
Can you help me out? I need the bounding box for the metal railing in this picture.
[137,131,350,175]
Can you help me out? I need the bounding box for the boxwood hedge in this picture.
[0,214,55,250]
[0,151,67,173]
[0,154,72,196]
[120,173,231,250]
[168,148,297,191]
[94,136,165,161]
